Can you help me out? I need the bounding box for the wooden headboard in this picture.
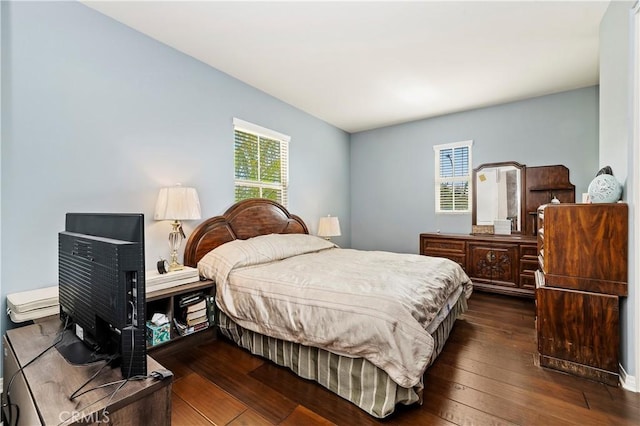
[183,198,309,267]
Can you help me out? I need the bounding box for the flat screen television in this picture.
[58,213,147,378]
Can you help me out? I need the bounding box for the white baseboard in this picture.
[620,363,639,392]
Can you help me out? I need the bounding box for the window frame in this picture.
[233,118,290,207]
[433,140,473,214]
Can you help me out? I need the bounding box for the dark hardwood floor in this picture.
[152,292,640,425]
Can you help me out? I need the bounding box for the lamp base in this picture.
[168,220,185,273]
[168,262,184,272]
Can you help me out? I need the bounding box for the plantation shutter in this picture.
[434,141,473,212]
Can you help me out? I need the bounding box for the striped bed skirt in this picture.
[216,294,467,418]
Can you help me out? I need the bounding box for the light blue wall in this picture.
[350,87,599,253]
[600,1,633,183]
[0,1,4,337]
[599,0,636,381]
[0,0,350,350]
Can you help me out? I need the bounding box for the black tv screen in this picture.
[58,213,146,378]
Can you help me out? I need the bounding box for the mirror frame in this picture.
[472,161,526,234]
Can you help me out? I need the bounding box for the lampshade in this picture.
[318,215,341,238]
[154,185,201,221]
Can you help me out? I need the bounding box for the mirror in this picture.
[472,161,525,233]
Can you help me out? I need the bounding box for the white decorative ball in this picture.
[588,174,622,203]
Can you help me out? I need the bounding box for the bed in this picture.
[184,198,472,418]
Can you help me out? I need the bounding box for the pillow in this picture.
[198,233,336,282]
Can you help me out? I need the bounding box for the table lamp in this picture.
[318,215,341,240]
[154,184,201,271]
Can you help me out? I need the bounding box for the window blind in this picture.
[233,119,289,207]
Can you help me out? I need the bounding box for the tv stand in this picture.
[2,319,171,425]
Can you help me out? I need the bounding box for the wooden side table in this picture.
[2,318,171,425]
[146,279,216,350]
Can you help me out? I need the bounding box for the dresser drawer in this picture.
[520,258,538,273]
[520,272,536,289]
[520,244,538,258]
[520,245,540,290]
[423,252,466,271]
[421,238,465,254]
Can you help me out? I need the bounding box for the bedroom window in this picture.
[433,140,473,213]
[233,118,290,207]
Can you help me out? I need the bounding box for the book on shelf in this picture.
[187,315,208,327]
[185,308,207,323]
[178,292,204,308]
[173,318,192,336]
[173,317,209,337]
[186,299,206,313]
[192,321,209,332]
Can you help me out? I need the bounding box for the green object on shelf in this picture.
[146,320,170,346]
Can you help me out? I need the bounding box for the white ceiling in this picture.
[83,1,610,133]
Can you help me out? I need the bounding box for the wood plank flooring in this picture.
[152,292,640,425]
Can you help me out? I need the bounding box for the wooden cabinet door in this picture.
[537,287,619,373]
[468,243,517,287]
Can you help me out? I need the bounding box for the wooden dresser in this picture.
[535,203,627,385]
[420,233,538,297]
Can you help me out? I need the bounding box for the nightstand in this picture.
[145,279,216,351]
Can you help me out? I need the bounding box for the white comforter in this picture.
[198,234,472,388]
